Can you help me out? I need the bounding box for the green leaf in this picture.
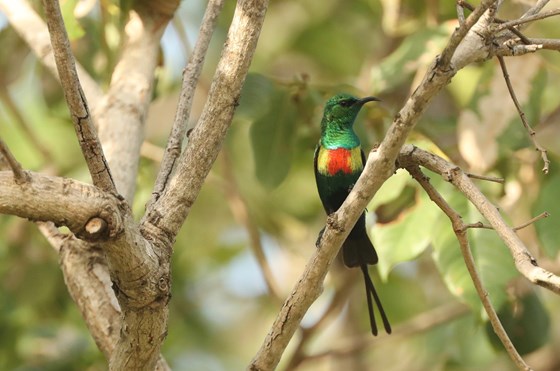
[533,171,560,257]
[368,169,412,210]
[373,188,441,280]
[61,0,85,40]
[485,292,550,355]
[431,182,518,311]
[249,89,297,189]
[236,73,275,121]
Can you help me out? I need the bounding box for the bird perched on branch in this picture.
[314,93,391,335]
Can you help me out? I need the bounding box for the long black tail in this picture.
[360,264,391,335]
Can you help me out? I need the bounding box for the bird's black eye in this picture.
[339,99,353,107]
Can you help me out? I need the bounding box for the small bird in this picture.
[314,93,391,335]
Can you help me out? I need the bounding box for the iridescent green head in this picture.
[320,93,379,148]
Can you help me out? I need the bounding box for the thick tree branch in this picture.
[148,0,225,209]
[42,0,116,194]
[0,0,104,110]
[96,4,178,202]
[142,0,270,240]
[249,2,498,369]
[0,171,122,239]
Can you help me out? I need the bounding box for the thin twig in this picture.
[497,56,550,174]
[147,0,225,210]
[464,211,549,232]
[496,8,560,32]
[466,172,505,183]
[406,165,532,371]
[464,221,493,230]
[512,211,550,231]
[42,0,116,193]
[0,138,29,184]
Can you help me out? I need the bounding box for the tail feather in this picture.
[342,212,377,267]
[361,264,391,335]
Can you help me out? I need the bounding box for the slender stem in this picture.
[512,211,550,231]
[0,138,29,184]
[496,8,560,32]
[466,172,505,183]
[497,56,550,174]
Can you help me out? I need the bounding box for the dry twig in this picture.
[497,56,550,174]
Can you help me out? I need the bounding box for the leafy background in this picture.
[1,0,560,370]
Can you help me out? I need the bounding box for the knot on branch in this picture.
[157,275,170,295]
[80,216,109,241]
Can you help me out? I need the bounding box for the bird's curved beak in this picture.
[358,96,381,105]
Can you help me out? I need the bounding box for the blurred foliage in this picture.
[1,0,560,370]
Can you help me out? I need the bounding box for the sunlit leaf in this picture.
[61,0,85,40]
[373,188,441,280]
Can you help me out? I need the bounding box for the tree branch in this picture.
[148,0,225,209]
[399,145,560,294]
[0,170,122,239]
[42,0,116,194]
[141,0,270,240]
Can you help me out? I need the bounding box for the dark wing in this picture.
[313,144,320,180]
[360,149,366,169]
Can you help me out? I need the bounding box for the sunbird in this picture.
[314,93,391,335]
